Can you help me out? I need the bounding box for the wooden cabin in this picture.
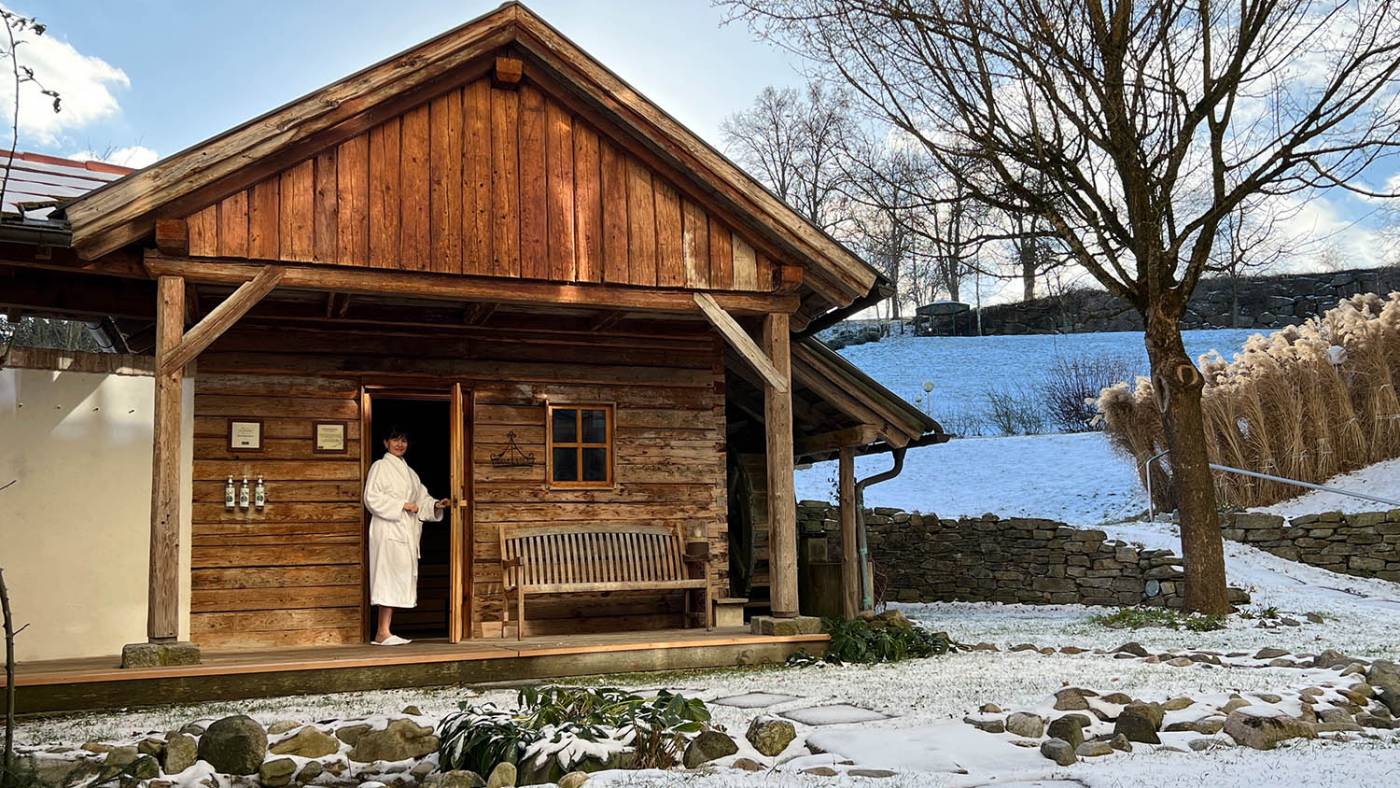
[0,3,940,697]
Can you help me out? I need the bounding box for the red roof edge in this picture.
[0,149,136,176]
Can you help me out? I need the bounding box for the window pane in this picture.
[581,409,608,443]
[552,447,578,481]
[552,408,577,444]
[582,447,608,482]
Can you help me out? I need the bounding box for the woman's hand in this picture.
[403,501,419,514]
[435,498,451,510]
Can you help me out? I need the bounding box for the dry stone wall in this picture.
[1223,511,1400,581]
[798,502,1250,608]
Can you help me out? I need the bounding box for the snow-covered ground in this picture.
[1255,456,1400,518]
[796,431,1145,522]
[838,328,1257,430]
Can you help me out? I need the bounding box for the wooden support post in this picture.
[839,447,860,619]
[148,275,184,642]
[763,312,798,618]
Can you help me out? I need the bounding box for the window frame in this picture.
[545,403,615,489]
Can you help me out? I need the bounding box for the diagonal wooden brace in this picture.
[693,292,787,393]
[159,265,285,375]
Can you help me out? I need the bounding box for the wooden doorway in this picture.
[361,383,472,642]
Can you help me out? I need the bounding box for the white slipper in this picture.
[372,635,412,646]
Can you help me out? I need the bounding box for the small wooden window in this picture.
[547,404,614,488]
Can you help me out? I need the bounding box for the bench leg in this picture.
[705,581,713,631]
[501,584,511,640]
[517,586,526,641]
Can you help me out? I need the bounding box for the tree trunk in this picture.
[1022,245,1035,302]
[1143,311,1231,614]
[2,568,14,788]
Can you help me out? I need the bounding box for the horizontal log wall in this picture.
[191,374,364,649]
[183,77,775,293]
[192,322,728,646]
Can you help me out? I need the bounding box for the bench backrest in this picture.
[500,523,690,589]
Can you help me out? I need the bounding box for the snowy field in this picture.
[839,328,1257,430]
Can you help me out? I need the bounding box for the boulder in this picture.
[746,718,796,757]
[1109,733,1132,752]
[1005,712,1045,738]
[270,726,340,759]
[558,772,590,788]
[350,719,440,762]
[803,766,839,776]
[1040,738,1077,766]
[962,714,1005,734]
[1165,717,1225,735]
[258,757,297,788]
[486,761,518,788]
[1314,649,1351,669]
[425,771,487,788]
[1253,647,1289,660]
[196,715,268,775]
[1053,687,1093,711]
[17,754,101,787]
[1046,716,1086,749]
[267,720,301,735]
[1367,660,1400,714]
[1114,642,1149,658]
[1224,708,1318,750]
[848,768,897,777]
[335,723,372,745]
[103,746,139,769]
[731,758,764,771]
[297,761,325,783]
[1163,697,1195,711]
[683,730,739,768]
[1113,704,1162,744]
[1076,740,1114,758]
[162,732,198,774]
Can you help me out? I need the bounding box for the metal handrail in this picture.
[1140,451,1400,521]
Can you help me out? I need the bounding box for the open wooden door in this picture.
[448,383,471,641]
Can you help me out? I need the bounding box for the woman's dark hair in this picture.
[383,425,410,442]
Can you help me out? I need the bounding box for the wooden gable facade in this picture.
[0,3,934,663]
[179,77,785,295]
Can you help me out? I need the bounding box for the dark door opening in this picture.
[369,396,452,640]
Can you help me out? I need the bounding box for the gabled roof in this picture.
[60,2,880,313]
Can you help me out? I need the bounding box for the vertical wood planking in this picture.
[368,117,402,268]
[463,80,492,276]
[708,219,733,290]
[313,150,338,263]
[681,198,709,289]
[490,87,521,277]
[430,89,464,273]
[654,181,684,287]
[755,251,775,292]
[336,134,370,265]
[517,85,548,280]
[399,104,431,271]
[599,139,629,284]
[188,205,218,257]
[573,124,602,283]
[545,99,576,281]
[248,178,280,260]
[218,190,248,259]
[279,159,315,262]
[732,235,758,290]
[625,157,657,286]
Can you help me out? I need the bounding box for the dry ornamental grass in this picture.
[1098,293,1400,509]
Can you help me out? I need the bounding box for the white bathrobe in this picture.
[363,452,442,608]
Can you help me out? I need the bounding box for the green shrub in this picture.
[1090,607,1227,632]
[437,686,709,777]
[819,610,954,664]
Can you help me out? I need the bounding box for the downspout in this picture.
[854,446,906,612]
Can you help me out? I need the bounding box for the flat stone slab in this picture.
[713,692,803,709]
[781,704,891,726]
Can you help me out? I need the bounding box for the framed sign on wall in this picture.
[228,419,263,452]
[314,421,347,453]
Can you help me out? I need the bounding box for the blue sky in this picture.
[14,0,801,163]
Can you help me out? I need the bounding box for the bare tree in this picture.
[1208,197,1300,325]
[725,0,1400,613]
[0,9,60,221]
[721,81,855,231]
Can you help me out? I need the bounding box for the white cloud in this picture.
[68,145,158,169]
[0,10,131,147]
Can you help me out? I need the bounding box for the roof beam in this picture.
[693,292,786,392]
[143,251,799,315]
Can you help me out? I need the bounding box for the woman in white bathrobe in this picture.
[363,427,448,645]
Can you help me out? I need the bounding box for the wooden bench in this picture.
[499,523,712,639]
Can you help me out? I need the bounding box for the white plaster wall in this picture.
[0,366,193,661]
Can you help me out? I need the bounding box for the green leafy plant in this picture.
[819,611,954,665]
[437,686,710,776]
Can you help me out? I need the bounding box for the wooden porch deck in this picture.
[5,628,827,715]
